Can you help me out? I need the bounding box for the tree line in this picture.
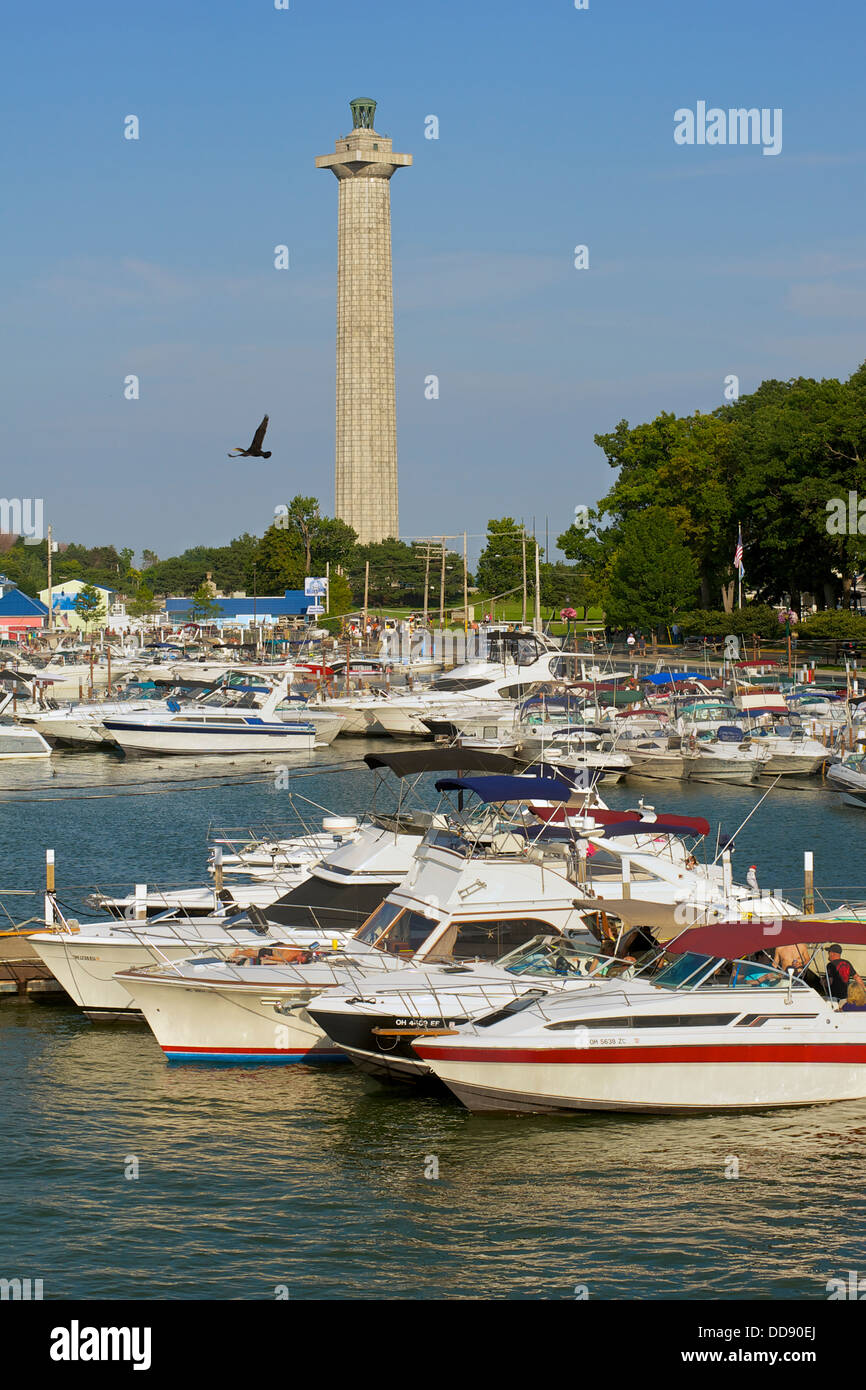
[7,361,865,632]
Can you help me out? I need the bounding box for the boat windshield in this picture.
[653,952,722,990]
[499,934,628,979]
[354,901,439,955]
[655,952,802,991]
[354,900,403,943]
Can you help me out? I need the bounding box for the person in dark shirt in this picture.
[825,945,865,1005]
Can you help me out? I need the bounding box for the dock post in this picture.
[621,856,631,900]
[804,850,814,915]
[44,848,55,926]
[576,842,587,887]
[134,884,147,921]
[213,848,223,895]
[722,849,732,899]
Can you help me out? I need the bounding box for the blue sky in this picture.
[3,0,865,564]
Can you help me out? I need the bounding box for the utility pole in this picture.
[252,561,258,654]
[363,559,370,637]
[439,537,446,629]
[423,542,431,625]
[46,523,53,634]
[463,531,469,638]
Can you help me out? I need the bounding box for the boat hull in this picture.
[624,755,685,780]
[118,975,345,1064]
[0,728,51,759]
[101,721,316,755]
[415,1042,866,1113]
[683,756,762,784]
[29,937,202,1018]
[758,752,827,776]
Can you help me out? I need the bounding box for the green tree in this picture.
[273,497,357,575]
[72,584,107,632]
[1,538,47,596]
[726,367,866,608]
[594,411,735,608]
[56,558,83,581]
[539,562,591,610]
[127,584,159,621]
[254,525,306,593]
[346,540,463,608]
[189,584,220,622]
[326,572,354,617]
[475,518,530,599]
[312,517,358,572]
[557,507,619,607]
[605,508,699,631]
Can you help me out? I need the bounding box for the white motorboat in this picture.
[102,677,317,755]
[113,773,611,1059]
[307,932,638,1085]
[86,821,362,919]
[29,748,513,1017]
[745,722,829,775]
[319,626,566,738]
[682,727,770,783]
[412,920,866,1113]
[540,740,633,785]
[513,694,602,757]
[116,945,407,1064]
[827,752,866,806]
[29,814,426,1019]
[0,722,51,759]
[112,768,785,1065]
[676,698,743,736]
[615,734,685,780]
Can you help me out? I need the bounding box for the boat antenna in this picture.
[709,773,782,867]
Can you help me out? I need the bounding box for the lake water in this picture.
[2,748,865,1300]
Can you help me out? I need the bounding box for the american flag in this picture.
[734,526,744,577]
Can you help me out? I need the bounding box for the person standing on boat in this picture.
[771,941,812,973]
[826,945,866,1005]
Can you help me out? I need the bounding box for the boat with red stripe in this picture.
[412,921,866,1113]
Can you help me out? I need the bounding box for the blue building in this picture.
[164,590,310,630]
[0,576,49,633]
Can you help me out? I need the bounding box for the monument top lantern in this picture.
[350,98,377,130]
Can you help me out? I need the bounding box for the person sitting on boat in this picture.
[749,941,820,990]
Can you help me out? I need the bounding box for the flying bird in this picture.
[228,414,272,459]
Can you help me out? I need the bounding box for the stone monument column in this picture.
[316,99,411,544]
